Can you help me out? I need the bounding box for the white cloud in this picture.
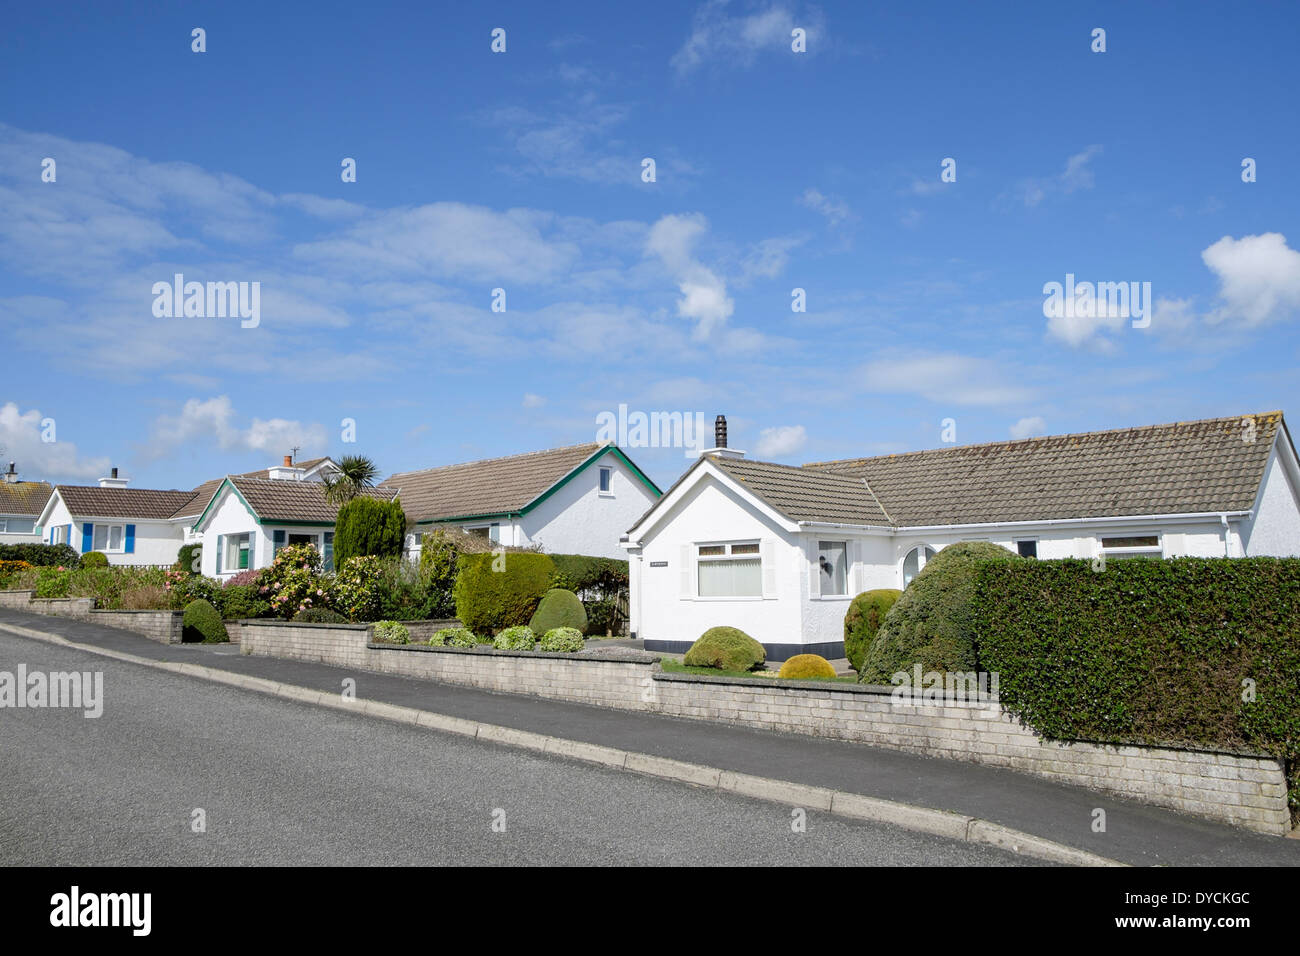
[1044,299,1127,349]
[143,397,327,462]
[755,425,807,458]
[799,188,852,227]
[522,393,546,408]
[1009,416,1047,440]
[1010,145,1103,208]
[1202,232,1300,327]
[860,353,1036,406]
[672,1,822,75]
[645,214,734,339]
[0,402,112,482]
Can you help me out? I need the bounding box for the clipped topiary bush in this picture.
[493,625,537,650]
[859,542,1020,684]
[540,626,585,653]
[79,551,109,569]
[843,589,902,674]
[453,552,557,635]
[528,588,587,636]
[683,626,766,672]
[333,496,406,569]
[372,620,411,644]
[173,543,202,575]
[778,654,837,679]
[182,599,228,644]
[432,627,478,648]
[295,607,348,623]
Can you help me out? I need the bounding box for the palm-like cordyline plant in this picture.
[322,455,380,506]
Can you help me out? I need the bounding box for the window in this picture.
[697,542,762,597]
[93,524,125,552]
[0,517,35,534]
[323,532,335,572]
[818,541,848,596]
[51,525,68,546]
[1100,534,1162,560]
[599,467,612,494]
[1016,539,1038,558]
[902,545,937,587]
[223,533,251,571]
[467,524,501,542]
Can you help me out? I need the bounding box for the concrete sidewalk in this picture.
[2,607,1296,867]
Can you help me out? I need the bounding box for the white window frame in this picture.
[92,523,127,553]
[223,532,252,573]
[815,540,850,598]
[598,467,613,496]
[900,544,937,588]
[1099,533,1163,560]
[694,540,763,600]
[0,517,36,535]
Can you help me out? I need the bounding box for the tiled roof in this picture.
[237,457,333,481]
[710,457,892,525]
[380,443,605,523]
[227,476,398,523]
[0,481,53,516]
[803,412,1285,526]
[171,459,336,519]
[55,486,199,520]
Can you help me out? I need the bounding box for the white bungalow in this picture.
[0,462,52,545]
[622,412,1300,661]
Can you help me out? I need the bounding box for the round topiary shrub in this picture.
[79,551,109,569]
[372,620,410,644]
[433,627,478,648]
[493,625,537,650]
[683,626,766,672]
[453,552,557,634]
[778,654,837,679]
[295,607,348,624]
[843,589,902,674]
[528,588,587,636]
[859,542,1021,684]
[182,599,228,644]
[540,626,584,653]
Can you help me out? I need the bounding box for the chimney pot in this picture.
[283,455,293,467]
[111,467,118,479]
[715,414,727,449]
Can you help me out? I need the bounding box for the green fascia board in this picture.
[416,445,662,525]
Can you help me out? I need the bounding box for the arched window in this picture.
[901,545,937,587]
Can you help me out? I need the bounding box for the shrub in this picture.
[0,559,32,588]
[778,654,837,680]
[33,566,73,598]
[174,543,202,575]
[328,555,386,622]
[375,556,447,620]
[683,626,766,672]
[859,542,1020,684]
[218,584,270,620]
[528,588,587,636]
[79,551,109,569]
[164,570,221,610]
[295,607,348,623]
[493,625,537,650]
[432,627,477,648]
[372,620,411,644]
[843,589,902,674]
[182,599,228,643]
[453,552,557,635]
[259,543,325,619]
[539,626,584,653]
[550,554,629,594]
[0,543,80,567]
[223,568,262,589]
[583,596,624,637]
[120,584,170,610]
[974,557,1300,818]
[333,496,407,569]
[419,529,461,590]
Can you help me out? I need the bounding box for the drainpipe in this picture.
[1220,513,1232,558]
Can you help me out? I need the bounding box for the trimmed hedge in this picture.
[295,607,348,624]
[550,554,629,593]
[493,625,537,650]
[452,552,556,635]
[843,589,901,674]
[859,542,1020,684]
[778,654,837,680]
[540,626,584,653]
[529,588,587,635]
[333,496,407,569]
[0,543,79,567]
[974,557,1300,816]
[182,599,228,644]
[79,551,109,569]
[683,626,765,672]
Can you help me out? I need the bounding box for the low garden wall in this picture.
[237,619,1292,835]
[0,589,183,644]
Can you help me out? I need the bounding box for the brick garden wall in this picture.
[0,589,183,644]
[235,620,1293,835]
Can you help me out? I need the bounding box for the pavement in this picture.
[2,607,1297,867]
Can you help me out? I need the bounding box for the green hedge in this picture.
[974,558,1300,815]
[0,543,80,567]
[174,543,202,574]
[452,552,556,635]
[843,589,901,674]
[333,496,407,569]
[550,554,629,593]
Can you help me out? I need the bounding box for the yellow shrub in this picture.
[778,654,837,679]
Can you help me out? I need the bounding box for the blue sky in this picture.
[2,1,1298,492]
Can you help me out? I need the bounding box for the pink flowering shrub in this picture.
[259,543,325,619]
[327,555,386,622]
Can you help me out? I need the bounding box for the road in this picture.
[0,631,1038,866]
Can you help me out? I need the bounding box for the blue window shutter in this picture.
[81,523,94,553]
[124,524,135,554]
[67,524,73,549]
[216,534,223,574]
